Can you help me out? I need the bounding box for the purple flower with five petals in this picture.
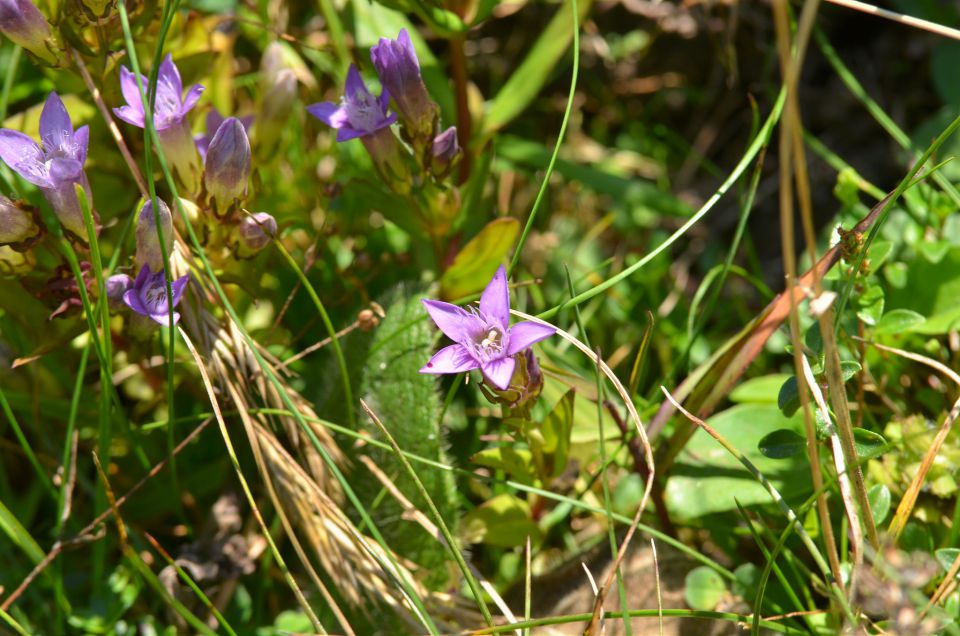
[114,54,204,191]
[420,266,555,390]
[306,65,397,142]
[113,53,204,130]
[122,264,189,327]
[0,92,95,240]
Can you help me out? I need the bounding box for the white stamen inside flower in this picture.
[344,91,383,132]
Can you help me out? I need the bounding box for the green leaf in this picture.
[805,323,823,354]
[612,473,645,517]
[527,388,574,480]
[440,218,520,300]
[852,428,888,459]
[483,0,592,135]
[471,447,536,485]
[729,374,791,404]
[665,404,812,520]
[777,375,800,417]
[461,494,540,547]
[840,360,862,382]
[856,285,885,326]
[758,428,806,459]
[731,563,761,600]
[684,566,727,611]
[936,548,960,575]
[867,240,894,270]
[867,484,891,526]
[874,308,926,335]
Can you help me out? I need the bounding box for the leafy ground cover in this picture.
[1,0,960,634]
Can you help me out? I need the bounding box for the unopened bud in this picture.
[204,117,251,216]
[256,70,297,154]
[135,198,173,271]
[0,195,42,249]
[358,304,385,332]
[430,126,461,179]
[0,0,57,64]
[370,29,438,150]
[105,273,132,309]
[236,212,276,257]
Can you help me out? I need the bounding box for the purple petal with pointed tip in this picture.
[343,65,364,99]
[158,54,183,100]
[122,288,148,315]
[505,321,555,356]
[181,84,204,114]
[113,105,145,128]
[73,125,89,164]
[420,344,479,374]
[119,66,146,112]
[422,299,482,344]
[39,93,73,151]
[479,265,510,328]
[0,129,49,187]
[306,101,344,128]
[482,357,516,391]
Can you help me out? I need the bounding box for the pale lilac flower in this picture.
[204,117,251,214]
[0,0,56,64]
[306,65,397,142]
[135,198,173,271]
[105,273,132,309]
[195,109,253,161]
[370,29,438,142]
[113,54,204,192]
[420,266,555,390]
[0,92,95,240]
[122,264,189,327]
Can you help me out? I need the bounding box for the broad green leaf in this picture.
[777,375,800,417]
[840,360,862,382]
[483,0,592,135]
[0,497,43,564]
[874,308,926,335]
[665,404,812,520]
[440,218,520,300]
[684,566,727,611]
[758,429,806,460]
[884,246,960,334]
[856,285,885,326]
[461,494,540,547]
[867,484,891,526]
[731,563,761,600]
[729,374,790,404]
[852,428,887,459]
[471,447,536,485]
[612,473,645,517]
[867,240,894,270]
[936,548,960,575]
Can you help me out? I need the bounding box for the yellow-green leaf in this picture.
[440,218,520,300]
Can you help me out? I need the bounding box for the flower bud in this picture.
[105,273,132,309]
[204,117,251,216]
[481,348,545,411]
[430,126,461,179]
[135,198,173,271]
[256,69,297,154]
[236,212,276,257]
[0,0,57,64]
[370,29,438,150]
[0,195,42,249]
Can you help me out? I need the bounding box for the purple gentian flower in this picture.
[122,264,189,327]
[420,266,556,390]
[113,54,204,192]
[370,29,438,142]
[203,117,251,214]
[306,65,397,142]
[0,0,56,64]
[195,109,253,161]
[0,92,95,240]
[135,198,173,271]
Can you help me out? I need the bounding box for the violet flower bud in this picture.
[204,117,251,215]
[0,92,97,241]
[430,126,461,179]
[135,198,173,272]
[195,109,253,162]
[370,29,438,148]
[114,54,204,192]
[105,273,132,309]
[236,212,276,258]
[0,195,42,249]
[0,0,57,64]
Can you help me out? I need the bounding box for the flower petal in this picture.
[307,101,345,128]
[150,309,180,327]
[479,265,509,327]
[343,65,365,99]
[0,129,49,187]
[505,321,555,356]
[335,126,369,142]
[39,92,73,151]
[157,53,183,101]
[119,66,147,110]
[481,357,516,391]
[73,125,89,164]
[422,298,481,343]
[113,105,145,128]
[47,157,82,184]
[122,288,148,316]
[420,344,478,375]
[181,84,204,114]
[170,274,189,306]
[133,263,152,288]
